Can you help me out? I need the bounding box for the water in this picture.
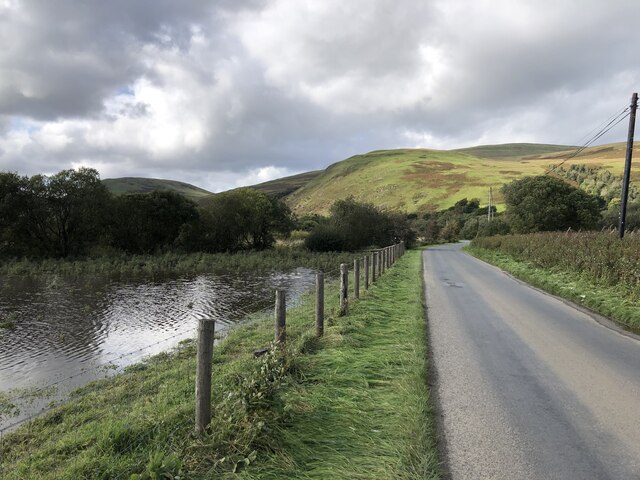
[0,268,317,431]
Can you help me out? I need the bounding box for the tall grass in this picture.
[0,248,356,277]
[472,232,640,298]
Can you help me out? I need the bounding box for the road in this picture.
[423,243,640,480]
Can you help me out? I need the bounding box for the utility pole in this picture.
[488,187,493,222]
[619,92,638,239]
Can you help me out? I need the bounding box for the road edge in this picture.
[463,248,640,343]
[421,248,452,480]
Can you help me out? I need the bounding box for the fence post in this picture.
[382,248,387,274]
[195,318,215,435]
[340,263,349,316]
[364,254,370,290]
[372,252,377,282]
[316,272,324,337]
[275,289,286,345]
[354,258,360,299]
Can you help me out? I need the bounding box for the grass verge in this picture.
[238,249,441,479]
[466,246,640,334]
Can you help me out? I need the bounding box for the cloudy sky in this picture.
[0,0,638,192]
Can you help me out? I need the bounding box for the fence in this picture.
[0,242,405,477]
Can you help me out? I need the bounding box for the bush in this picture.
[503,176,601,233]
[304,225,346,252]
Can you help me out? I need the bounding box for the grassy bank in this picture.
[0,248,356,277]
[239,249,440,479]
[467,245,640,334]
[1,250,439,479]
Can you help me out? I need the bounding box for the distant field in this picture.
[283,142,639,215]
[102,177,213,201]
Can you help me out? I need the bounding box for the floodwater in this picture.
[0,268,317,431]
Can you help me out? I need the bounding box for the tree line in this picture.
[1,167,627,260]
[0,168,414,259]
[413,174,628,243]
[0,168,293,259]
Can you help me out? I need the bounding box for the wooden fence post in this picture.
[364,255,370,290]
[354,258,360,299]
[382,248,386,274]
[316,272,324,337]
[340,263,348,316]
[195,318,215,435]
[372,252,377,282]
[275,289,286,345]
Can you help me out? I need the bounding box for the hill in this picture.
[249,170,322,197]
[282,142,638,215]
[102,177,213,201]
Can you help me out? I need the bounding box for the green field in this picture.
[281,142,639,215]
[102,177,213,201]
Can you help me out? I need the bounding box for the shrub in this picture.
[304,225,346,252]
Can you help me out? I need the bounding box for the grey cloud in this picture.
[0,0,639,191]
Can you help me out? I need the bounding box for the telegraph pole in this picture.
[619,92,638,239]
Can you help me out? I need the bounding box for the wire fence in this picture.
[0,242,405,479]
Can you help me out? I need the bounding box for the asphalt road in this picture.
[424,243,640,480]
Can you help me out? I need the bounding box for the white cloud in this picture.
[0,0,639,191]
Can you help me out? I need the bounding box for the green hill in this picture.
[282,142,638,215]
[249,170,322,197]
[102,177,213,201]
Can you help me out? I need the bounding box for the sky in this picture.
[0,0,639,192]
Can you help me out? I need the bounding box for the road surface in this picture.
[424,243,640,480]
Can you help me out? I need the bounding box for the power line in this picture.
[545,107,631,175]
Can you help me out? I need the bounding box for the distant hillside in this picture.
[249,170,322,197]
[103,177,213,201]
[453,143,576,159]
[281,142,638,215]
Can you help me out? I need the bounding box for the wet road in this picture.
[423,244,640,480]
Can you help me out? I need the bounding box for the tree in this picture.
[181,189,293,252]
[111,191,199,254]
[45,168,112,257]
[0,168,111,257]
[503,176,601,233]
[305,197,415,251]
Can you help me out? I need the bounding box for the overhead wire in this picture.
[545,106,631,175]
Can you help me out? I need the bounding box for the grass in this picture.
[236,249,440,479]
[102,177,213,201]
[466,245,640,334]
[285,141,638,215]
[247,171,323,198]
[0,247,356,277]
[0,249,439,479]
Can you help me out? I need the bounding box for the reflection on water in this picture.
[0,268,317,430]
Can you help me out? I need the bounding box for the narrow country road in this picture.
[424,243,640,480]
